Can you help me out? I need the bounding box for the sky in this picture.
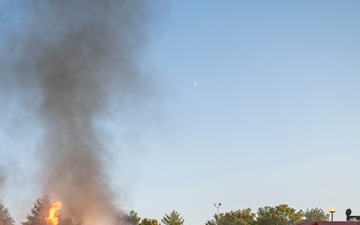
[1,1,360,225]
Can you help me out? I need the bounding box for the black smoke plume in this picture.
[0,0,160,224]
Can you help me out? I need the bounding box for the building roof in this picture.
[298,222,360,225]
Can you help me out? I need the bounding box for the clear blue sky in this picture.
[1,1,360,225]
[128,1,360,224]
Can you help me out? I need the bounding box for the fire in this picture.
[46,201,62,225]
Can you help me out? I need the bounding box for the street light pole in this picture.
[329,208,336,221]
[214,203,222,214]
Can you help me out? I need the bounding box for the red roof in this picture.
[298,222,360,225]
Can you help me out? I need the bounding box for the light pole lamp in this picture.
[214,203,221,214]
[329,208,336,221]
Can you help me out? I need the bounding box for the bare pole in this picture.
[214,203,222,214]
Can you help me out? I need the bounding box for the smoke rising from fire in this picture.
[1,0,161,224]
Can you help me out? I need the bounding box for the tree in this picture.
[139,218,158,225]
[302,208,329,222]
[233,208,256,225]
[0,199,15,225]
[21,196,73,225]
[123,210,141,225]
[205,213,220,225]
[256,204,303,225]
[22,196,52,225]
[206,208,256,225]
[161,210,184,225]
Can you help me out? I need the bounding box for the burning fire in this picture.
[46,201,62,225]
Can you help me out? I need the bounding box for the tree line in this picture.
[204,204,329,225]
[124,204,329,225]
[0,196,329,225]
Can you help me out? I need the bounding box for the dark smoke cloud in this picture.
[1,0,162,224]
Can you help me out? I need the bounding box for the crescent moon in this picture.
[194,81,197,87]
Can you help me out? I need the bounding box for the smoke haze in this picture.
[0,0,160,224]
[0,167,6,189]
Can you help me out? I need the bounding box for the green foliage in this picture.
[206,208,256,225]
[161,210,184,225]
[302,208,329,222]
[119,205,329,225]
[123,210,141,225]
[0,199,15,225]
[233,208,256,225]
[256,204,303,225]
[139,218,158,225]
[205,214,218,225]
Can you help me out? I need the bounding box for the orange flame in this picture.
[46,201,62,225]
